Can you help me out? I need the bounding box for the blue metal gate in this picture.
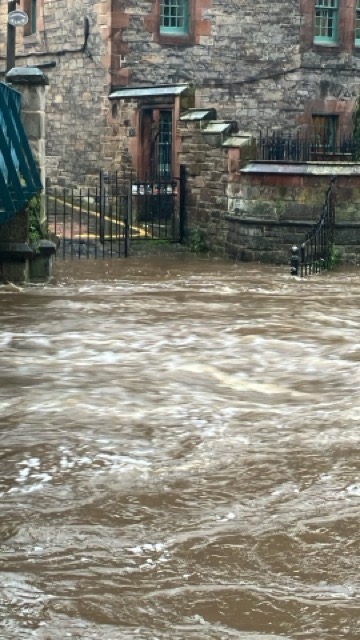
[0,81,42,224]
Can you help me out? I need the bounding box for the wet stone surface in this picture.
[0,256,360,639]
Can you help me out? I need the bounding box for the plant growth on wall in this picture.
[28,194,45,246]
[353,96,360,160]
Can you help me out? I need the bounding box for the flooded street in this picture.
[0,255,360,639]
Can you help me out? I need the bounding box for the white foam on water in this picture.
[17,468,30,482]
[346,483,360,496]
[27,458,40,468]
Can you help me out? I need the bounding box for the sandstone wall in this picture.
[226,172,360,264]
[1,1,303,189]
[1,0,116,188]
[179,120,360,264]
[178,119,228,253]
[112,0,302,130]
[2,1,360,193]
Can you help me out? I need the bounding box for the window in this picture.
[156,111,173,178]
[356,0,360,44]
[160,0,189,35]
[312,114,339,151]
[314,0,338,43]
[139,108,174,180]
[24,0,37,36]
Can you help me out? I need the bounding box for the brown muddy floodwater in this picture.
[0,255,360,640]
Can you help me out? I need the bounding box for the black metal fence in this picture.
[47,165,186,259]
[46,185,129,260]
[290,177,336,277]
[131,176,181,241]
[258,129,358,163]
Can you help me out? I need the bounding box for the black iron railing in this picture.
[46,184,129,260]
[258,129,358,163]
[290,177,336,277]
[131,177,179,240]
[46,165,187,259]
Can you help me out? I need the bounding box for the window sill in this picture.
[158,32,194,46]
[312,41,342,54]
[313,40,339,47]
[160,29,188,36]
[24,34,39,46]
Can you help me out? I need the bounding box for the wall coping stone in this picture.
[180,108,216,121]
[203,120,237,135]
[241,162,360,176]
[0,242,33,259]
[31,240,57,257]
[222,134,254,148]
[6,67,49,85]
[225,215,360,229]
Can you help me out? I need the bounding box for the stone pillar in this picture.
[0,67,54,284]
[0,208,33,283]
[6,66,49,225]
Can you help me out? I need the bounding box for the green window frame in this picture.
[314,0,338,43]
[30,0,37,34]
[24,0,37,36]
[356,0,360,45]
[160,0,189,35]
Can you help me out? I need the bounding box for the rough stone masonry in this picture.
[0,1,360,189]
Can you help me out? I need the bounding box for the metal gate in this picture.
[290,177,336,277]
[46,165,186,259]
[46,182,129,260]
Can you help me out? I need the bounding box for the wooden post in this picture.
[7,1,17,73]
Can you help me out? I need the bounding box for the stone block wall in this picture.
[179,119,360,263]
[297,0,360,132]
[226,172,360,263]
[224,219,315,265]
[112,0,302,129]
[1,0,116,189]
[228,171,360,225]
[178,120,228,253]
[0,0,302,188]
[1,1,360,193]
[109,0,360,135]
[0,3,7,58]
[228,173,331,222]
[0,208,30,283]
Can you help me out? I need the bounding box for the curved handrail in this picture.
[290,177,336,277]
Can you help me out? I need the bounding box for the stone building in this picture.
[1,1,360,187]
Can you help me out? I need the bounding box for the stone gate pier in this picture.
[0,67,55,284]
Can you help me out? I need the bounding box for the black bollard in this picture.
[290,245,300,276]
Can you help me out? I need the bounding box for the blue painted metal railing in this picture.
[0,81,42,224]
